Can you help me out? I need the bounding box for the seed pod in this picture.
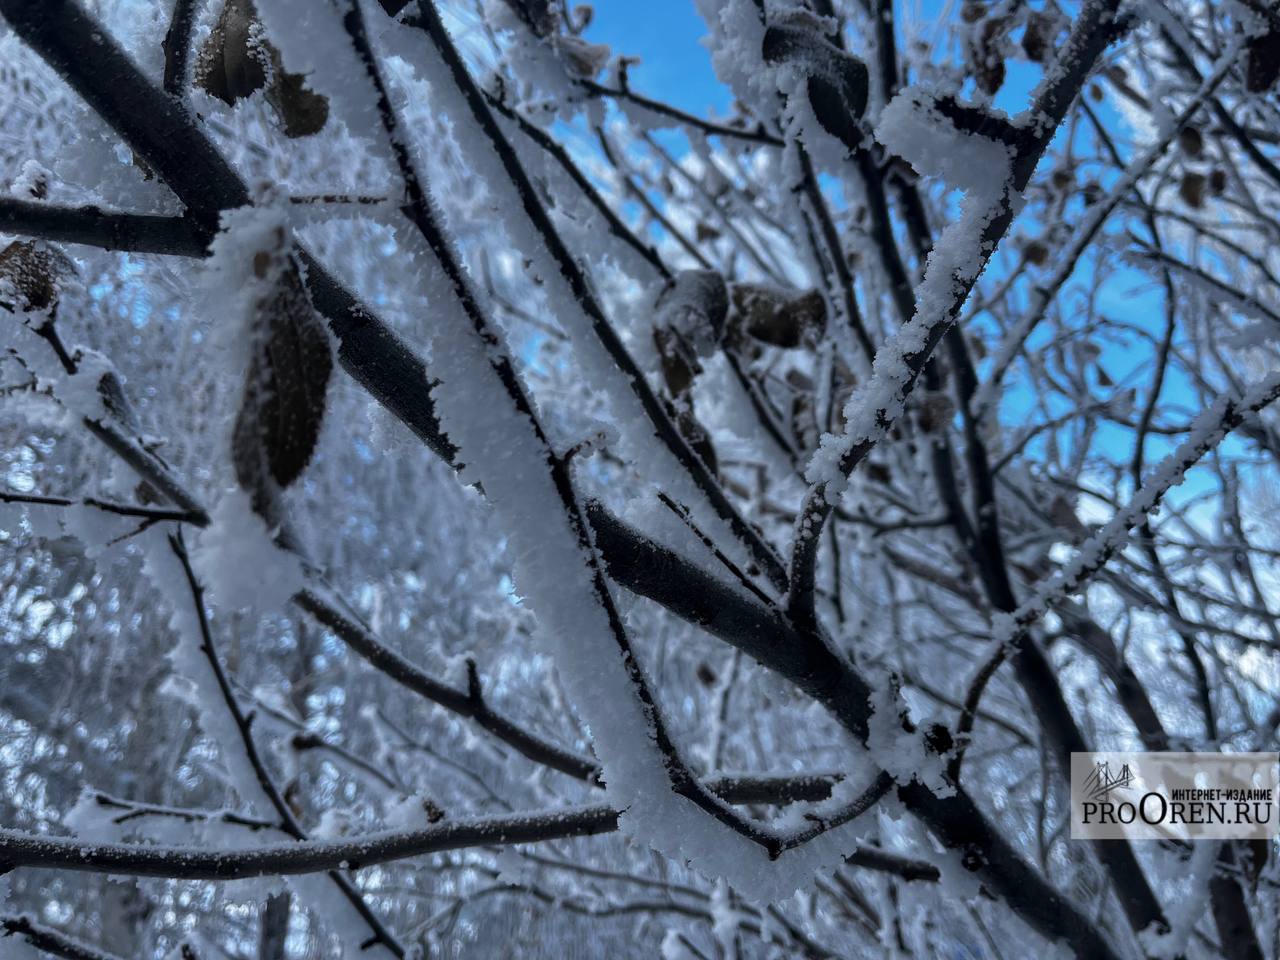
[0,240,74,312]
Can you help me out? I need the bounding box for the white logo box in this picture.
[1070,752,1279,841]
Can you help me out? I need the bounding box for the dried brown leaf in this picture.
[231,242,332,506]
[729,284,826,349]
[1179,171,1206,209]
[196,0,328,138]
[1246,28,1280,93]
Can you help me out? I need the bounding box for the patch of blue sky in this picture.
[585,2,731,117]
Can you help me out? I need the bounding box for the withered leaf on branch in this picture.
[1179,171,1207,209]
[1246,27,1280,93]
[651,271,727,474]
[862,460,892,486]
[196,0,329,138]
[556,36,611,80]
[498,0,605,77]
[916,391,955,433]
[651,322,720,473]
[1021,238,1049,266]
[0,239,75,312]
[971,16,1010,96]
[653,326,699,398]
[762,23,868,151]
[1047,493,1090,541]
[728,283,826,349]
[652,269,727,399]
[231,242,332,511]
[655,270,728,354]
[196,0,264,103]
[265,72,331,139]
[1018,4,1059,64]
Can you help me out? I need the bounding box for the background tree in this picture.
[0,0,1277,957]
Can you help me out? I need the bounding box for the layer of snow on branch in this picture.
[405,221,880,902]
[375,13,771,591]
[875,89,1013,198]
[190,487,304,617]
[805,91,1013,492]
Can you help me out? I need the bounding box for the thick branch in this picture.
[398,0,790,591]
[0,198,206,255]
[344,0,785,855]
[0,805,945,885]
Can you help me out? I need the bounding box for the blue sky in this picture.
[583,3,732,117]
[582,0,1043,116]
